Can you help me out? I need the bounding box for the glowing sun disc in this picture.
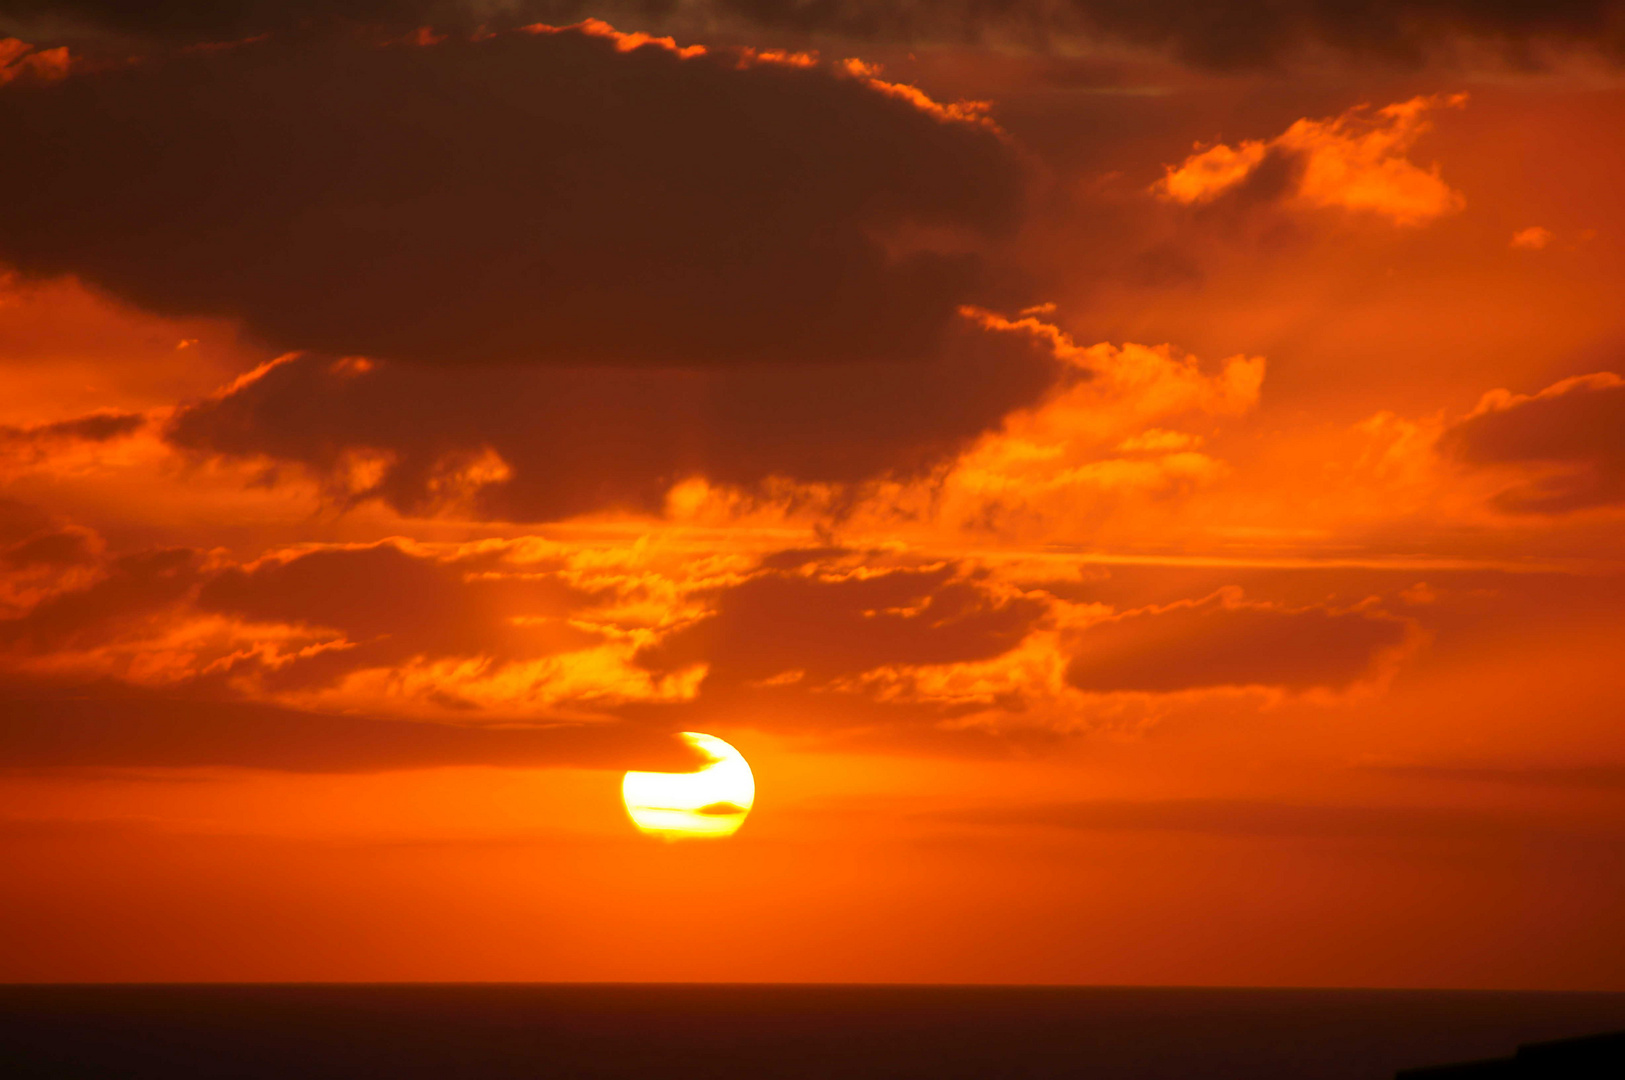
[622,732,754,839]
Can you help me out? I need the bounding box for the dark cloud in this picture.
[0,676,705,772]
[196,541,599,688]
[1,411,144,442]
[1440,374,1625,514]
[0,0,464,43]
[640,559,1046,686]
[165,324,1066,520]
[0,0,593,47]
[0,410,145,461]
[0,547,200,653]
[717,0,1625,69]
[937,797,1581,841]
[1,526,99,569]
[1065,588,1412,693]
[1371,764,1625,789]
[6,0,1624,68]
[1032,0,1625,69]
[0,25,1023,369]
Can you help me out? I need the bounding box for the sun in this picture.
[621,732,755,840]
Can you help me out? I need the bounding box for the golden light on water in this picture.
[621,732,755,839]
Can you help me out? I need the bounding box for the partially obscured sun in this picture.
[621,732,755,839]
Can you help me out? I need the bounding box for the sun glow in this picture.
[621,732,755,839]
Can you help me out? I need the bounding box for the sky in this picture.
[1,0,1624,989]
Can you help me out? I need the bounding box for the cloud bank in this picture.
[1442,373,1625,514]
[0,22,1023,369]
[7,0,1625,69]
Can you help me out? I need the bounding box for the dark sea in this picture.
[2,984,1624,1079]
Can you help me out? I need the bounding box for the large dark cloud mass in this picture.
[0,24,1023,368]
[5,0,1622,67]
[165,323,1065,519]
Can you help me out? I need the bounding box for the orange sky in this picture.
[2,3,1624,988]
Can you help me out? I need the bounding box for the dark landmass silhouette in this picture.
[2,985,1625,1079]
[1397,1028,1625,1078]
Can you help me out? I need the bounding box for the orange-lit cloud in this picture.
[1511,225,1554,250]
[530,17,708,60]
[1155,95,1467,226]
[897,310,1263,541]
[0,530,740,722]
[661,307,1264,548]
[0,37,66,84]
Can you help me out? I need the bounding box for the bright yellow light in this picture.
[621,732,754,839]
